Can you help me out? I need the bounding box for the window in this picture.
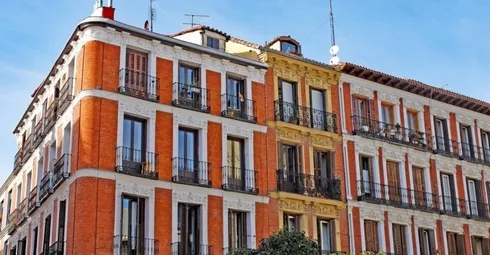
[206,37,220,49]
[364,220,379,252]
[122,116,147,171]
[441,173,456,212]
[0,201,3,229]
[6,189,12,220]
[226,137,246,189]
[418,228,436,255]
[360,156,374,195]
[278,80,298,123]
[32,227,38,255]
[392,224,407,255]
[471,236,490,255]
[278,143,301,173]
[310,88,326,129]
[466,178,482,217]
[16,184,22,207]
[381,104,394,125]
[434,117,449,152]
[226,76,246,114]
[229,210,248,249]
[120,196,146,253]
[446,232,466,255]
[407,111,418,131]
[3,241,7,255]
[179,65,200,86]
[313,151,333,179]
[412,166,426,207]
[177,128,199,179]
[460,124,474,157]
[48,141,56,171]
[281,41,298,54]
[283,213,300,231]
[42,215,51,255]
[317,219,335,252]
[177,203,201,254]
[18,237,26,255]
[26,172,32,196]
[386,161,401,203]
[125,49,148,90]
[56,200,66,253]
[481,131,490,161]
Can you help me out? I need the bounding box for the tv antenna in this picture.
[328,0,340,65]
[148,0,156,31]
[183,14,209,27]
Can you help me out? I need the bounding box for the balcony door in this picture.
[471,236,490,255]
[447,232,466,255]
[310,88,325,130]
[226,76,246,116]
[387,161,401,203]
[352,97,374,132]
[360,156,374,197]
[178,128,199,181]
[434,118,449,152]
[317,219,335,252]
[392,224,407,255]
[278,80,298,123]
[178,65,201,105]
[226,137,245,190]
[283,213,300,231]
[467,178,482,217]
[460,125,474,157]
[412,166,427,207]
[481,131,490,161]
[364,220,379,252]
[419,228,436,255]
[441,173,456,213]
[278,143,302,193]
[123,116,146,173]
[178,203,201,255]
[120,195,145,254]
[313,151,333,192]
[229,210,248,250]
[126,49,148,93]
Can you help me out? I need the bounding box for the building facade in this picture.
[338,62,490,255]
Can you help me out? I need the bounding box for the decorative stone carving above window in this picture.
[278,199,306,213]
[470,224,488,237]
[478,120,490,132]
[431,107,449,119]
[383,148,404,162]
[443,220,463,234]
[360,207,383,221]
[356,143,378,156]
[378,92,399,105]
[403,98,424,112]
[414,216,436,229]
[224,198,255,211]
[309,135,334,149]
[173,115,207,130]
[462,166,481,180]
[276,127,303,143]
[409,154,429,167]
[117,182,155,202]
[351,84,374,99]
[456,114,474,126]
[312,203,339,218]
[388,212,411,225]
[223,124,253,138]
[436,159,456,174]
[172,190,207,206]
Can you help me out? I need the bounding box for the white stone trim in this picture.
[469,223,489,237]
[117,101,157,151]
[431,107,449,119]
[360,207,383,221]
[442,217,463,234]
[413,216,437,230]
[378,92,399,105]
[222,124,255,190]
[436,157,456,174]
[403,98,424,112]
[223,197,256,249]
[478,120,490,132]
[462,165,482,180]
[172,190,208,244]
[456,114,474,127]
[408,152,430,168]
[350,84,374,99]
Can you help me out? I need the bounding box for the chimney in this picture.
[91,0,116,20]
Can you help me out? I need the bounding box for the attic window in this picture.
[207,37,220,50]
[281,41,299,54]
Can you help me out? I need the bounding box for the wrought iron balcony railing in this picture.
[21,134,33,164]
[33,119,44,148]
[222,166,258,194]
[352,115,427,149]
[116,147,159,179]
[172,82,210,113]
[48,241,65,255]
[7,209,19,234]
[57,78,74,115]
[357,180,409,207]
[17,198,27,224]
[13,149,23,174]
[467,200,490,220]
[172,157,211,187]
[119,69,160,102]
[276,169,341,200]
[52,154,70,190]
[113,235,159,255]
[482,147,490,166]
[27,187,39,215]
[221,94,257,123]
[39,172,53,202]
[44,101,58,133]
[171,242,212,255]
[319,251,349,255]
[411,189,441,213]
[276,101,338,133]
[431,135,459,157]
[441,196,467,217]
[458,142,484,163]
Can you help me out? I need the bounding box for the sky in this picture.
[0,0,490,183]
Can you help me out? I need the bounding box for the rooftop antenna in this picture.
[183,14,209,28]
[328,0,340,65]
[149,0,156,31]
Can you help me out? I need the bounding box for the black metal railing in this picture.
[17,198,27,224]
[44,102,58,133]
[467,200,490,220]
[57,78,74,115]
[458,142,483,163]
[52,154,70,189]
[48,241,64,255]
[171,242,212,255]
[21,135,33,164]
[116,147,159,179]
[119,69,160,102]
[319,251,348,255]
[441,196,467,217]
[222,167,258,194]
[39,172,53,201]
[33,120,44,148]
[172,82,210,113]
[13,149,23,174]
[113,235,159,255]
[276,101,337,133]
[27,187,38,215]
[482,147,490,165]
[432,135,459,157]
[7,209,19,234]
[357,180,408,207]
[411,189,441,212]
[221,94,257,123]
[352,115,427,149]
[276,169,341,200]
[172,157,211,187]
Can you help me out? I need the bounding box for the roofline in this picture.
[259,47,335,71]
[13,16,268,134]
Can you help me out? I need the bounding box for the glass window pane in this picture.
[178,130,185,158]
[123,119,132,148]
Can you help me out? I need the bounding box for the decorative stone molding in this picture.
[403,98,424,112]
[414,216,436,229]
[278,199,306,213]
[456,114,474,126]
[462,166,481,179]
[389,212,411,225]
[223,124,253,138]
[117,182,155,202]
[174,115,207,130]
[119,101,156,119]
[409,154,429,167]
[436,160,456,174]
[469,224,489,237]
[172,190,207,206]
[443,220,463,234]
[383,148,404,162]
[224,198,255,211]
[478,120,490,132]
[275,66,301,81]
[431,107,449,119]
[309,135,335,149]
[306,75,333,90]
[312,203,339,218]
[277,128,303,143]
[356,143,378,156]
[378,92,399,105]
[485,171,490,182]
[360,207,383,221]
[351,84,374,99]
[57,188,69,201]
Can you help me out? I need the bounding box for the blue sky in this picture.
[0,0,489,183]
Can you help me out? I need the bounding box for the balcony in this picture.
[7,209,19,234]
[48,241,65,255]
[21,135,33,164]
[431,136,459,157]
[52,154,71,190]
[116,147,159,179]
[276,101,338,133]
[119,69,160,102]
[411,189,441,213]
[57,78,74,115]
[319,251,348,255]
[467,200,490,221]
[27,187,39,215]
[441,196,467,217]
[222,166,258,194]
[172,157,211,187]
[221,94,257,123]
[276,169,342,200]
[223,248,255,255]
[352,115,427,149]
[17,198,27,224]
[39,172,53,202]
[13,149,23,174]
[44,101,58,134]
[32,119,44,148]
[172,82,210,113]
[113,235,159,255]
[171,242,212,255]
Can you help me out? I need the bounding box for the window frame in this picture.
[206,37,220,50]
[280,41,298,54]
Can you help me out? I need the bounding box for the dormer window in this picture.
[281,41,298,54]
[207,37,220,50]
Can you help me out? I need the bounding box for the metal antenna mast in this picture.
[183,14,209,27]
[149,0,156,31]
[329,0,336,47]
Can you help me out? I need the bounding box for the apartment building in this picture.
[338,62,490,255]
